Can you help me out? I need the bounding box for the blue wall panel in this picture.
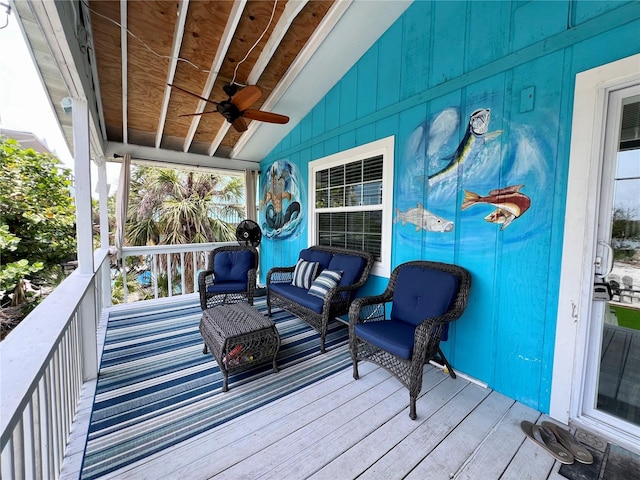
[259,0,640,412]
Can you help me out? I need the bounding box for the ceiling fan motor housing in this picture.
[217,101,241,122]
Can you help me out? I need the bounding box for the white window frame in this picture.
[308,136,394,278]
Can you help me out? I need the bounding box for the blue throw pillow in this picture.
[292,259,319,289]
[308,270,343,299]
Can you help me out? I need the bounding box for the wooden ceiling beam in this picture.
[182,0,247,153]
[208,0,309,157]
[155,0,190,148]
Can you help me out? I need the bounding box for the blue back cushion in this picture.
[328,254,366,287]
[299,248,333,271]
[213,249,254,284]
[390,266,459,327]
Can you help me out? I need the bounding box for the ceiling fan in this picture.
[169,83,289,132]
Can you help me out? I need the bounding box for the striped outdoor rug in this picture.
[80,297,351,480]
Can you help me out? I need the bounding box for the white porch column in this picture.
[72,97,98,380]
[245,169,258,221]
[96,156,113,308]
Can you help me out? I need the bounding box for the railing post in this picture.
[80,286,98,381]
[72,97,98,380]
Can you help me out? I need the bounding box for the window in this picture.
[309,136,394,277]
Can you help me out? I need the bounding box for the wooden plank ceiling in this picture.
[87,0,334,161]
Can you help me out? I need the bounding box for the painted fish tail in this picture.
[461,190,480,210]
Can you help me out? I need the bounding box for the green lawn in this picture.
[610,304,640,331]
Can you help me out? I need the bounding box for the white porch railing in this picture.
[117,242,236,303]
[0,248,109,480]
[0,242,236,479]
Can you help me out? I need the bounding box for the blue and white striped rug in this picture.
[80,297,351,479]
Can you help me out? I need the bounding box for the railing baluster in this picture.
[191,252,199,293]
[1,435,14,479]
[180,251,186,295]
[43,368,54,479]
[121,255,128,303]
[13,417,25,479]
[51,355,62,474]
[153,254,159,299]
[25,394,36,478]
[167,254,173,297]
[32,384,43,479]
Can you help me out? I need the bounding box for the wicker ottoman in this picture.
[199,302,280,391]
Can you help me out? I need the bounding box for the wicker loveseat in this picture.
[266,246,374,353]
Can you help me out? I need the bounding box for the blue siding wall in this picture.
[258,0,640,412]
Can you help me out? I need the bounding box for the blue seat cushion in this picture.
[206,281,248,294]
[355,320,415,360]
[213,250,254,282]
[328,254,366,287]
[390,266,459,327]
[269,283,324,313]
[299,248,333,271]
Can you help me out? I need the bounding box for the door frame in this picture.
[551,53,640,453]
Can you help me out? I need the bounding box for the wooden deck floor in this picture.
[60,297,581,480]
[65,363,570,479]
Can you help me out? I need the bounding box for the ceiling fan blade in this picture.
[232,117,248,132]
[168,84,218,106]
[242,109,289,124]
[178,110,218,117]
[232,85,262,111]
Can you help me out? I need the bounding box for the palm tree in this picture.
[125,166,245,292]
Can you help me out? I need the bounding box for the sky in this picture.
[0,9,73,167]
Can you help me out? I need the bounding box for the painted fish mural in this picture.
[461,184,531,230]
[428,108,502,185]
[394,203,454,232]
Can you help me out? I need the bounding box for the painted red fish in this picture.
[461,184,531,230]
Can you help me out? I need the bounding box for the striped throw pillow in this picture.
[308,270,343,299]
[292,260,319,289]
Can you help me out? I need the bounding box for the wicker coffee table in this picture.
[199,302,280,391]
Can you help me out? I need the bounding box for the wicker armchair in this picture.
[198,245,258,310]
[349,260,471,419]
[267,246,374,353]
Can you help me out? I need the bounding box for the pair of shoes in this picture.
[521,421,574,464]
[541,421,594,464]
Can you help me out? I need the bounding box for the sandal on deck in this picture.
[541,421,594,464]
[520,421,575,464]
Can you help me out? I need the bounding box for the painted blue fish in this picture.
[428,108,502,185]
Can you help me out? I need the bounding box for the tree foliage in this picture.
[126,166,244,246]
[123,166,245,293]
[0,138,76,304]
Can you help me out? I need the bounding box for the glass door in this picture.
[584,86,640,434]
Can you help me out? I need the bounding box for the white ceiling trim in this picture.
[24,0,104,157]
[105,141,260,172]
[234,0,413,161]
[183,0,247,152]
[155,0,190,148]
[207,0,309,157]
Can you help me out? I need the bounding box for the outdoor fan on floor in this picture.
[169,83,289,132]
[236,219,262,248]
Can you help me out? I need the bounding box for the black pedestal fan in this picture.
[235,220,266,296]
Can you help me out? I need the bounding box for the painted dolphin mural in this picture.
[428,108,502,186]
[461,184,531,230]
[394,203,454,232]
